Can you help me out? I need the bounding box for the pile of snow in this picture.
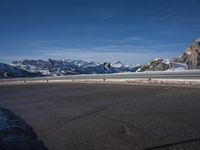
[170,62,188,70]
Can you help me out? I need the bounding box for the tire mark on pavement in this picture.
[144,138,200,150]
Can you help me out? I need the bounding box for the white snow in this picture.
[162,59,170,65]
[136,68,141,72]
[154,58,162,61]
[170,62,188,70]
[186,50,192,55]
[111,60,123,68]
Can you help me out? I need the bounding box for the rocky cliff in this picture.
[176,38,200,69]
[138,58,171,72]
[138,38,200,72]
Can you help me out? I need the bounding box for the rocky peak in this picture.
[178,38,200,69]
[138,58,171,72]
[195,38,200,45]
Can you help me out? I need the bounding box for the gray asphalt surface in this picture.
[0,83,200,150]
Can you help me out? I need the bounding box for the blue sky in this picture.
[0,0,200,64]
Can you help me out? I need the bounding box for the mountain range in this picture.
[0,60,139,78]
[0,38,200,78]
[0,63,42,78]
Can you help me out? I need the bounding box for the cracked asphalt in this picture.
[0,83,200,150]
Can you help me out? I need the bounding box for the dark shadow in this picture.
[0,107,49,150]
[145,138,200,150]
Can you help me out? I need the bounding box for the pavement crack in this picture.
[65,88,173,124]
[66,107,107,123]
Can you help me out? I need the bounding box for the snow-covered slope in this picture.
[0,63,42,78]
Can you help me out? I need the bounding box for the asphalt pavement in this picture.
[0,83,200,150]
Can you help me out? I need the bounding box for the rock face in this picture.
[178,38,200,69]
[138,58,171,72]
[138,38,200,72]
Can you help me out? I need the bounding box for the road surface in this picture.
[0,83,200,150]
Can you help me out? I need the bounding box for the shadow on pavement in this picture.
[0,107,49,150]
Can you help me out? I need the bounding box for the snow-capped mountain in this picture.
[174,38,200,69]
[10,59,139,77]
[137,57,189,72]
[0,63,42,78]
[137,58,172,72]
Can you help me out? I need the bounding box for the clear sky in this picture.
[0,0,200,64]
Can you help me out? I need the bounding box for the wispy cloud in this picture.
[145,0,188,25]
[31,42,184,64]
[0,35,188,64]
[32,50,180,65]
[104,36,162,45]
